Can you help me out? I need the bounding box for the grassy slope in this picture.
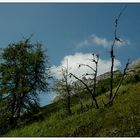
[4,83,140,137]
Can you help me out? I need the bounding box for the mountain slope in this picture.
[4,82,140,137]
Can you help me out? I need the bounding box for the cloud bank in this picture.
[76,34,131,49]
[51,52,121,81]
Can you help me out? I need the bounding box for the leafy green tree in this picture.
[0,38,50,127]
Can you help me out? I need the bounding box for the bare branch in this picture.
[82,73,94,77]
[70,73,99,109]
[79,64,96,72]
[111,59,130,101]
[117,5,127,22]
[70,73,92,94]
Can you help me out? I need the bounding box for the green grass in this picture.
[4,82,140,137]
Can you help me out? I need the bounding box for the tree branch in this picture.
[104,59,130,106]
[70,73,99,109]
[79,64,96,72]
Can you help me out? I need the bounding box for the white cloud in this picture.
[76,34,131,49]
[51,52,121,81]
[90,34,112,48]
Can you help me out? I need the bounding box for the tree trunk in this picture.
[110,45,115,100]
[91,93,99,109]
[67,94,72,115]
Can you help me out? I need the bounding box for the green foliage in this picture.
[0,38,50,133]
[96,78,110,95]
[95,76,121,96]
[123,74,140,84]
[0,99,11,135]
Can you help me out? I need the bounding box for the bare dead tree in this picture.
[62,60,72,115]
[101,6,130,107]
[53,59,72,115]
[92,54,99,98]
[70,53,99,109]
[109,6,127,100]
[103,59,130,106]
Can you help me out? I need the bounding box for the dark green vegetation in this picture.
[3,70,140,136]
[0,38,50,135]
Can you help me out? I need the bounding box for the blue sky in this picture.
[0,3,140,106]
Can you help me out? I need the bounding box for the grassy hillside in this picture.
[4,82,140,137]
